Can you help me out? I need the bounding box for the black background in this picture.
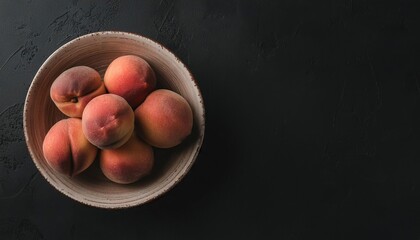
[1,0,420,239]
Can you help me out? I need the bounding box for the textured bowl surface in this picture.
[23,31,205,208]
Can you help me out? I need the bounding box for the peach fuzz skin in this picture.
[100,134,154,184]
[42,118,98,177]
[50,66,106,118]
[82,94,134,149]
[134,89,193,148]
[104,55,156,109]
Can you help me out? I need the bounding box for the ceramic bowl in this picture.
[23,31,205,208]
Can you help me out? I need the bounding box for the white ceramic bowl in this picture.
[23,31,205,208]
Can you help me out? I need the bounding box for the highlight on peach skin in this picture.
[100,134,154,184]
[82,93,134,149]
[104,55,156,109]
[50,66,106,118]
[134,89,193,148]
[42,118,98,177]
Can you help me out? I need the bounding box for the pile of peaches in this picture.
[42,55,193,184]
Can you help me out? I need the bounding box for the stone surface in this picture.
[1,0,420,239]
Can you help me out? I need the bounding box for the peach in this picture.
[42,118,98,176]
[134,89,193,148]
[82,94,134,149]
[104,55,156,108]
[50,66,106,118]
[100,134,154,184]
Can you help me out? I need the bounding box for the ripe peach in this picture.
[99,134,154,184]
[134,89,193,148]
[82,94,134,149]
[104,55,156,108]
[42,118,98,176]
[50,66,106,118]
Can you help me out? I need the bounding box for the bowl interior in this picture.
[24,32,205,208]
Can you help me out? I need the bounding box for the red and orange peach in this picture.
[82,94,134,149]
[134,89,193,148]
[100,134,154,184]
[50,66,106,118]
[104,55,156,108]
[42,118,98,176]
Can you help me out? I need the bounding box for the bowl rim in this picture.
[23,31,206,209]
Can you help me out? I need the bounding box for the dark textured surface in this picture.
[1,0,420,239]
